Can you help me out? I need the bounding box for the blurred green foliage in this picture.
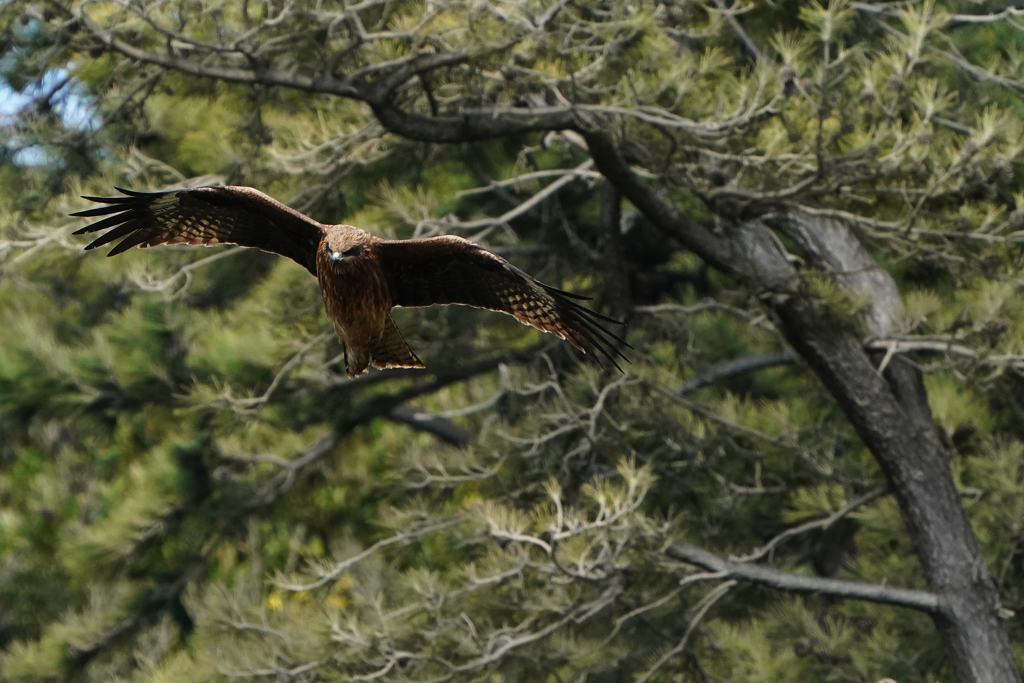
[2,0,1024,681]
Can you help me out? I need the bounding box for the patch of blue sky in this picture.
[0,81,31,124]
[1,67,100,165]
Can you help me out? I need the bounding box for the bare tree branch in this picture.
[387,404,473,446]
[666,542,940,612]
[734,487,888,563]
[679,350,798,394]
[635,580,737,683]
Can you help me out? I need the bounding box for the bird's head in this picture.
[326,231,368,266]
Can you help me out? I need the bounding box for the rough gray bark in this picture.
[769,212,904,338]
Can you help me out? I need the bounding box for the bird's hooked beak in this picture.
[330,251,346,263]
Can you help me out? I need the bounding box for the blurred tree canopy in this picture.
[3,0,1024,681]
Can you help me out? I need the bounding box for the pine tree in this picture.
[2,1,1024,681]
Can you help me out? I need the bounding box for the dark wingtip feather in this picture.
[555,294,632,348]
[80,195,136,204]
[545,288,631,372]
[573,310,632,355]
[74,212,136,238]
[580,326,631,372]
[540,283,626,325]
[113,187,154,196]
[540,283,594,301]
[578,322,628,372]
[71,204,135,221]
[106,226,154,256]
[72,188,163,251]
[84,218,144,250]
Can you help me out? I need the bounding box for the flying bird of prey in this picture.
[71,186,628,377]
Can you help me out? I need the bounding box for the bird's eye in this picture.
[342,246,362,257]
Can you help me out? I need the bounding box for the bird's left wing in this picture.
[377,235,629,369]
[71,186,324,275]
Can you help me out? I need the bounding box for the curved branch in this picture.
[387,404,473,446]
[733,487,888,563]
[679,350,798,394]
[666,542,939,613]
[582,132,736,273]
[369,102,578,143]
[76,11,362,97]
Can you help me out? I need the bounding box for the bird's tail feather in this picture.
[370,314,424,371]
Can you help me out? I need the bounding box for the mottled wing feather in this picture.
[71,186,324,275]
[378,236,628,369]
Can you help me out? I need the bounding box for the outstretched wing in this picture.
[378,235,629,369]
[71,186,324,275]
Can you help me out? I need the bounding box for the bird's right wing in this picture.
[377,235,629,369]
[71,186,324,275]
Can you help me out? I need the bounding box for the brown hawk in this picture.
[71,186,628,377]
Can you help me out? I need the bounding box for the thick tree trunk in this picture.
[599,183,631,322]
[769,212,1018,683]
[775,305,1018,683]
[585,132,1021,682]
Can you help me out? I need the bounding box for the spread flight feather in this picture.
[72,186,629,377]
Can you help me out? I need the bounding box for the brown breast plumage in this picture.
[315,236,390,345]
